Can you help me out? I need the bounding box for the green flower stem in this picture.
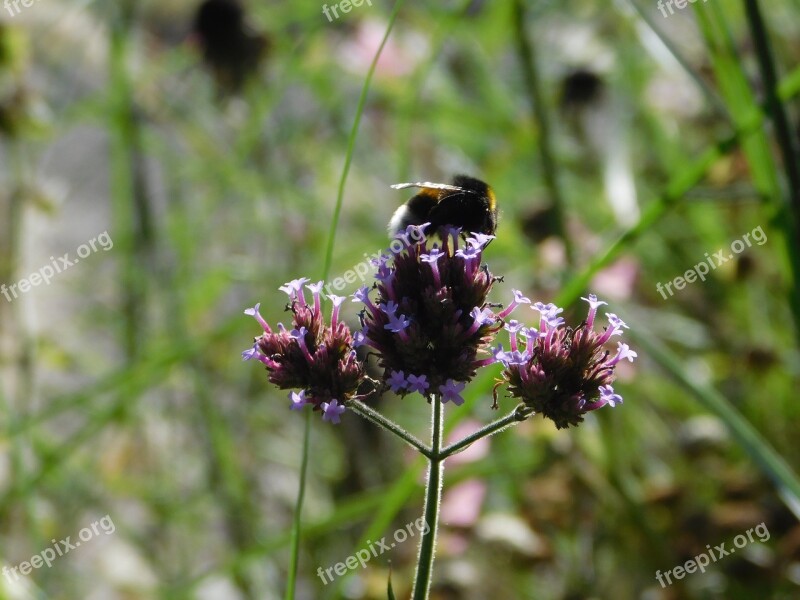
[348,399,432,459]
[411,395,444,600]
[347,397,532,598]
[440,404,533,460]
[285,408,312,600]
[289,2,406,596]
[347,397,534,600]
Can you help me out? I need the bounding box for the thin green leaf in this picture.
[632,329,800,519]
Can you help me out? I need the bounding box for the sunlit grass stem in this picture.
[286,2,407,598]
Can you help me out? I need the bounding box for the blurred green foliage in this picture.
[0,0,799,599]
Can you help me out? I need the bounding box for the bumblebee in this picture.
[387,175,497,238]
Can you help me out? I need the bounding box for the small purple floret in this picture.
[321,399,346,424]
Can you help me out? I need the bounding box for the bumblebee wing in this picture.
[390,182,466,193]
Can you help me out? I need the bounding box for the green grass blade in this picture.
[632,330,800,519]
[321,0,407,279]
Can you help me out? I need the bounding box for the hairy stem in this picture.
[349,399,432,458]
[440,404,533,460]
[411,395,444,600]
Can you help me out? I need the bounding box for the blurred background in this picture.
[1,0,800,598]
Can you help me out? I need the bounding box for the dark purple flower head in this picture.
[357,229,502,397]
[496,294,635,429]
[242,279,366,424]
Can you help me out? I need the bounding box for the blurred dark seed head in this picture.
[192,0,268,93]
[560,68,604,110]
[195,0,246,42]
[736,254,756,280]
[519,204,559,244]
[745,347,777,371]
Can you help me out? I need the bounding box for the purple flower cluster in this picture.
[493,294,637,429]
[354,225,502,400]
[241,233,636,428]
[241,278,365,424]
